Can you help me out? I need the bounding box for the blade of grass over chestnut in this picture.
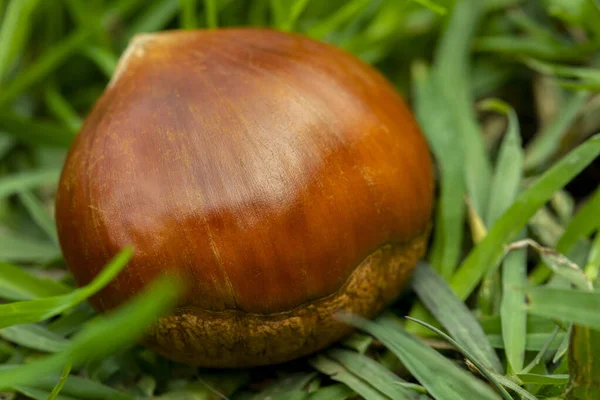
[0,262,71,301]
[327,348,423,399]
[339,313,503,400]
[309,355,389,400]
[0,275,180,390]
[449,133,600,300]
[434,0,491,218]
[0,248,132,329]
[412,61,465,278]
[525,287,600,330]
[411,262,503,373]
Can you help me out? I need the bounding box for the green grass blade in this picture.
[412,0,447,15]
[0,248,133,329]
[412,62,465,277]
[434,0,491,218]
[79,45,117,79]
[0,29,92,107]
[450,134,600,299]
[0,168,61,198]
[305,0,371,39]
[0,234,61,263]
[0,113,75,148]
[309,355,390,400]
[339,313,503,400]
[308,384,354,400]
[281,0,311,31]
[0,274,180,390]
[584,228,600,281]
[487,332,565,351]
[524,90,590,171]
[179,0,198,29]
[18,190,59,245]
[0,0,40,82]
[125,0,180,38]
[0,262,70,301]
[11,386,76,400]
[411,262,503,373]
[518,374,569,385]
[566,326,600,399]
[474,36,592,62]
[481,99,523,226]
[521,326,561,374]
[487,373,538,400]
[203,0,217,28]
[405,317,513,400]
[525,287,600,330]
[327,349,422,399]
[500,244,527,373]
[530,186,600,283]
[48,363,71,400]
[43,84,82,133]
[0,324,70,353]
[10,374,134,400]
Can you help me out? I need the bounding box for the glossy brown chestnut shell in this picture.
[55,28,434,368]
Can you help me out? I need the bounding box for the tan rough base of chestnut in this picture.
[144,230,428,368]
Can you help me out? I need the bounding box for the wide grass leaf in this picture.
[0,168,61,198]
[500,245,527,373]
[310,355,389,400]
[412,63,465,278]
[0,248,132,329]
[339,313,502,400]
[327,348,423,399]
[0,324,71,353]
[566,326,600,399]
[0,274,180,390]
[0,234,61,263]
[308,384,355,400]
[411,262,503,373]
[0,262,70,301]
[525,287,600,329]
[450,134,600,299]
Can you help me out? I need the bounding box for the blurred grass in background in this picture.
[1,0,600,399]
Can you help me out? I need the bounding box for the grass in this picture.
[1,0,600,399]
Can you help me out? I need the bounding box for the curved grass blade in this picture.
[411,262,503,373]
[0,262,70,301]
[0,113,74,148]
[0,248,133,329]
[18,190,59,245]
[327,349,423,399]
[0,274,181,390]
[0,168,61,199]
[0,324,71,353]
[339,313,503,400]
[0,234,61,263]
[309,355,389,400]
[524,89,590,171]
[500,243,527,373]
[525,287,600,329]
[450,134,600,299]
[412,62,465,278]
[48,363,71,400]
[405,317,513,400]
[308,384,354,400]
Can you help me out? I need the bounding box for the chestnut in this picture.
[55,28,434,368]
